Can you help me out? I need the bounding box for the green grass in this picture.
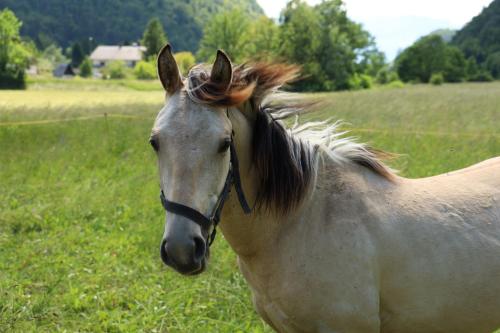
[27,76,164,92]
[0,82,499,332]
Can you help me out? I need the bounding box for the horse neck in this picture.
[219,107,280,257]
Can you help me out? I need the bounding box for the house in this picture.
[26,65,38,76]
[90,45,146,68]
[53,64,75,78]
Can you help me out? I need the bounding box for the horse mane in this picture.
[186,62,395,215]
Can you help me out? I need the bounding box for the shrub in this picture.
[0,70,26,89]
[359,74,373,89]
[388,71,400,83]
[376,67,390,84]
[134,61,156,80]
[430,73,444,85]
[102,61,128,79]
[174,52,195,76]
[387,80,405,88]
[349,74,373,90]
[376,67,400,85]
[348,74,361,90]
[79,57,93,78]
[467,70,494,82]
[37,44,68,74]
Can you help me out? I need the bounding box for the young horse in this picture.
[151,45,500,333]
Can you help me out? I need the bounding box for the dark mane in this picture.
[186,61,395,215]
[251,106,316,215]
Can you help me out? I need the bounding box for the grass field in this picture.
[1,81,499,332]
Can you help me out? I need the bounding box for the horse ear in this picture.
[210,50,232,89]
[157,44,183,94]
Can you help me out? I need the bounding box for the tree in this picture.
[0,9,31,89]
[465,57,480,80]
[79,57,93,78]
[247,16,280,61]
[197,9,252,63]
[36,44,68,74]
[278,0,375,91]
[278,0,323,91]
[359,46,386,77]
[142,18,167,59]
[443,46,466,82]
[486,52,500,79]
[316,0,375,90]
[71,42,84,67]
[396,35,466,83]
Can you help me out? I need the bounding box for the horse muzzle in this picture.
[160,236,207,275]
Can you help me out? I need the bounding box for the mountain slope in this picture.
[0,0,264,52]
[429,29,457,43]
[452,0,500,63]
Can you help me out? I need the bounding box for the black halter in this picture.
[160,134,252,246]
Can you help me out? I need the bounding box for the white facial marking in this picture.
[153,90,232,227]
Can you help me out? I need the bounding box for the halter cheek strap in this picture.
[160,137,251,246]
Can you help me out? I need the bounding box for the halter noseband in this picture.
[159,133,252,246]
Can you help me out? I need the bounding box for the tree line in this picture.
[1,0,499,90]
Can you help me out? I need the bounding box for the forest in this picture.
[0,0,263,52]
[452,0,500,78]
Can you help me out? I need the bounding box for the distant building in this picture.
[90,45,146,68]
[26,65,38,76]
[53,64,75,78]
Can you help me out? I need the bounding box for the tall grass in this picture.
[0,82,499,332]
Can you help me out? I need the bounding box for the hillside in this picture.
[429,29,456,43]
[452,0,500,64]
[0,0,264,52]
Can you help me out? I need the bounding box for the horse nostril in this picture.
[193,236,206,262]
[160,239,170,265]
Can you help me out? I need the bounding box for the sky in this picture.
[256,0,495,60]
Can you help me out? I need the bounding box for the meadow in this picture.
[0,80,499,332]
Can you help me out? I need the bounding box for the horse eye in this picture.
[150,138,159,152]
[219,138,231,153]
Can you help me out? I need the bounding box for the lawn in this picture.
[0,81,499,332]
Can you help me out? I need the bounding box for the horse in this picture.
[150,44,500,333]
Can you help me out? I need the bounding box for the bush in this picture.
[387,80,405,88]
[0,70,26,89]
[37,44,68,74]
[467,70,494,82]
[174,52,195,76]
[134,61,156,80]
[360,74,373,89]
[376,67,400,85]
[349,74,373,90]
[430,73,444,85]
[376,67,390,84]
[102,61,128,79]
[79,57,93,78]
[388,71,400,83]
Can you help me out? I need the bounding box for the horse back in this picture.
[376,156,500,332]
